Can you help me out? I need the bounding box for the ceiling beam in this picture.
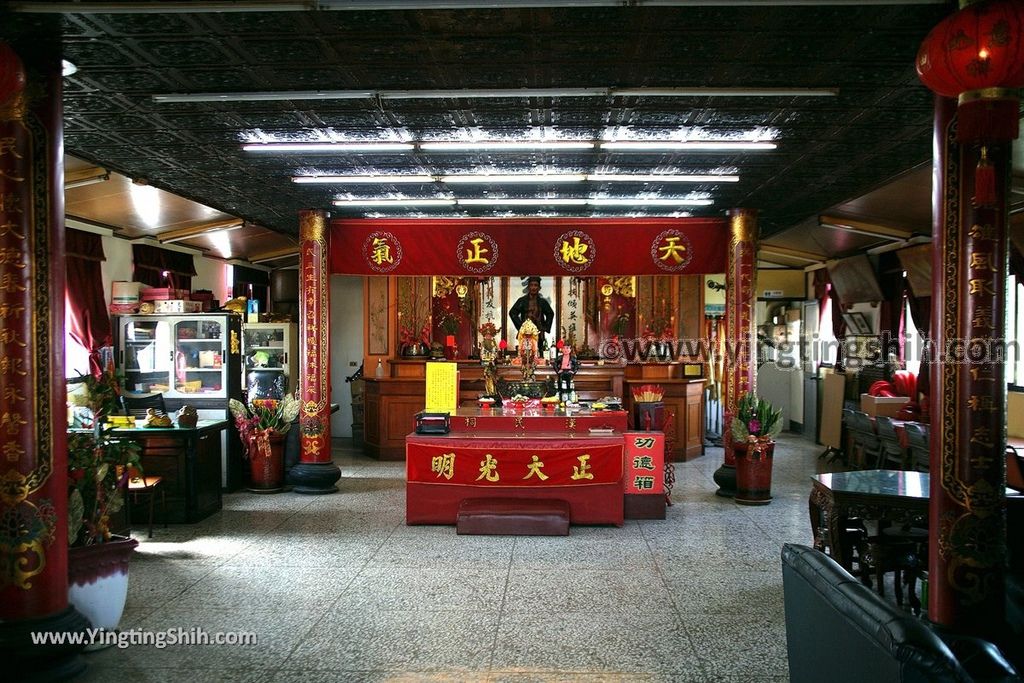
[249,246,300,264]
[9,0,947,12]
[758,246,824,264]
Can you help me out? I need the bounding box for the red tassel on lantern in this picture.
[973,146,996,208]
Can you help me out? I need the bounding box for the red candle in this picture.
[446,334,455,347]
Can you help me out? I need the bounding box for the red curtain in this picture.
[65,229,111,376]
[132,243,196,290]
[877,251,906,363]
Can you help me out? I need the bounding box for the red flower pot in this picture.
[734,438,775,506]
[248,431,285,492]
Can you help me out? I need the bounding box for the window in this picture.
[1008,274,1024,389]
[64,297,90,379]
[818,287,838,367]
[904,298,921,378]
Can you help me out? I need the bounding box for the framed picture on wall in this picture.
[842,311,872,335]
[367,277,388,355]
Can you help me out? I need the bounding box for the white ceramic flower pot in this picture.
[67,537,138,644]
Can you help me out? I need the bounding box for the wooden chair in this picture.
[125,466,165,539]
[121,392,167,420]
[1007,444,1024,493]
[875,416,907,469]
[904,423,930,472]
[849,411,882,469]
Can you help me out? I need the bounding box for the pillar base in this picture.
[713,463,737,498]
[0,605,90,682]
[288,462,341,494]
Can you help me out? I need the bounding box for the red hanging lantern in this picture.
[0,42,26,107]
[916,0,1024,143]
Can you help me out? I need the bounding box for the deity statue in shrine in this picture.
[509,276,554,351]
[517,319,540,382]
[478,321,500,398]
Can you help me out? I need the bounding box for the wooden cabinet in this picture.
[624,378,706,461]
[364,378,425,460]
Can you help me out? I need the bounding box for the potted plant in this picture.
[730,392,783,506]
[66,367,142,642]
[399,320,430,357]
[229,394,300,492]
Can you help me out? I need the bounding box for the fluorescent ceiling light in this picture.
[295,172,737,184]
[65,165,110,189]
[292,175,435,184]
[64,172,110,190]
[160,222,244,244]
[248,139,773,154]
[458,198,588,206]
[589,198,712,206]
[335,197,714,207]
[244,142,414,152]
[153,86,838,104]
[588,173,739,183]
[441,174,586,184]
[333,199,456,207]
[819,222,906,241]
[420,141,594,151]
[600,141,777,151]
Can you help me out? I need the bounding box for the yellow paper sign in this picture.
[425,361,458,416]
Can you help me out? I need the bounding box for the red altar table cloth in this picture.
[449,407,628,434]
[406,432,624,526]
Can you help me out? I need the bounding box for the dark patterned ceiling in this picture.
[5,3,952,239]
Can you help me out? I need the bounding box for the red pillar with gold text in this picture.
[0,38,90,678]
[713,209,758,497]
[289,210,341,494]
[928,95,1008,638]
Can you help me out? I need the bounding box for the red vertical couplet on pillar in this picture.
[0,45,69,619]
[928,95,1008,636]
[298,210,332,463]
[722,208,758,467]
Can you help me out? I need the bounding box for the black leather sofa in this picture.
[781,543,1020,682]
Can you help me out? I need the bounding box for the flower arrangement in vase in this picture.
[229,394,301,491]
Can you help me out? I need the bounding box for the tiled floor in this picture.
[79,432,832,682]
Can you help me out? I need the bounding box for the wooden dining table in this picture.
[809,469,929,572]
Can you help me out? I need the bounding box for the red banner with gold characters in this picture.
[623,431,665,494]
[329,218,727,275]
[407,436,623,487]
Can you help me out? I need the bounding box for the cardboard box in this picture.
[140,287,189,301]
[154,299,203,313]
[860,393,910,418]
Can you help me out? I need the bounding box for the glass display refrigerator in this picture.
[240,322,298,399]
[114,313,245,490]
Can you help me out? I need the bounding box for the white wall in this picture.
[100,236,229,308]
[329,275,365,438]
